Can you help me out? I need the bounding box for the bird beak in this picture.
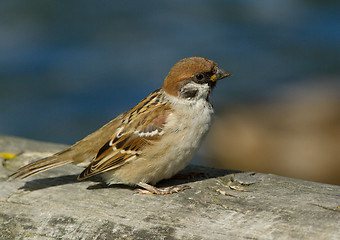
[210,68,232,82]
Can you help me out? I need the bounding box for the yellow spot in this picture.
[212,197,221,201]
[0,152,17,160]
[210,75,217,82]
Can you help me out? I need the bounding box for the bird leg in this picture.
[136,182,191,195]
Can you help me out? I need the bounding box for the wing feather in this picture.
[78,90,171,180]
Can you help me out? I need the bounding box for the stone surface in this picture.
[0,135,339,239]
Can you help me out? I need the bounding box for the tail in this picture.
[9,153,72,179]
[9,115,122,180]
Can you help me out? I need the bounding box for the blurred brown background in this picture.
[208,80,340,185]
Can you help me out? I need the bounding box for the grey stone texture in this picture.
[0,135,339,239]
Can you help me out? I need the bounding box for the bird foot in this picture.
[136,182,191,195]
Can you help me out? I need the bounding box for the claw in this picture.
[136,182,191,195]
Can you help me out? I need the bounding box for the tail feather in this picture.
[9,155,72,179]
[9,114,121,180]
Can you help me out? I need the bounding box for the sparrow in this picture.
[10,57,231,194]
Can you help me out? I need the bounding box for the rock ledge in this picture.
[0,135,339,239]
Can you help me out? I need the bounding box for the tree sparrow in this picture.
[10,57,231,194]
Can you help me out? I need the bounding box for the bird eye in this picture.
[195,73,204,81]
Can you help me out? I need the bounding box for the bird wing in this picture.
[78,89,171,180]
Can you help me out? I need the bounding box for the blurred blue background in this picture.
[1,0,340,184]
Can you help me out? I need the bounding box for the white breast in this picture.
[143,92,214,184]
[104,89,214,185]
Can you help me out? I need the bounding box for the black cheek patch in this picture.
[181,89,198,99]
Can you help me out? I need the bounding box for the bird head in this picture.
[162,57,231,100]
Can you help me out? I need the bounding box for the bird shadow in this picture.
[86,166,241,191]
[18,174,84,191]
[17,165,240,192]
